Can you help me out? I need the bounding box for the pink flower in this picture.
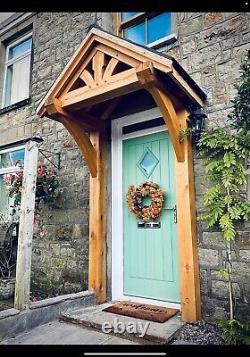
[39,227,48,237]
[37,166,46,177]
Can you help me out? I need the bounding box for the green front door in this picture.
[123,131,180,303]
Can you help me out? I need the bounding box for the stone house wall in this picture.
[0,12,249,320]
[164,12,250,321]
[0,12,113,296]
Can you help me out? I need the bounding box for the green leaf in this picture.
[223,152,236,167]
[218,268,229,280]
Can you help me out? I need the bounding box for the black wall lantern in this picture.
[188,107,207,147]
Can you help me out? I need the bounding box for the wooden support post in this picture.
[14,140,38,310]
[175,109,201,322]
[146,85,185,162]
[88,131,107,303]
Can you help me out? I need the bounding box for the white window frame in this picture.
[1,31,32,109]
[120,12,177,50]
[0,144,25,175]
[0,144,25,219]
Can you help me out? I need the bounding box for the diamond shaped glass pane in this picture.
[137,148,159,178]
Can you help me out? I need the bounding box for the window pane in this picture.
[124,22,146,45]
[0,175,9,214]
[121,12,140,22]
[147,12,171,44]
[0,149,25,169]
[4,55,31,107]
[4,66,12,107]
[8,37,32,60]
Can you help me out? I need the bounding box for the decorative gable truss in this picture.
[38,27,206,177]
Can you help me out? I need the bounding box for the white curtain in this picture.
[10,55,31,105]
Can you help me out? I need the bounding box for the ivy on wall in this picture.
[197,51,250,343]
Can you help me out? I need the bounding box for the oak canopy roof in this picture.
[37,25,206,118]
[36,26,207,176]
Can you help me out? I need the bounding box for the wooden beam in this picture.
[175,108,201,322]
[80,69,95,87]
[146,85,185,162]
[95,43,140,68]
[14,140,38,310]
[45,97,104,132]
[103,58,119,81]
[60,64,156,111]
[92,51,105,83]
[100,97,122,121]
[89,131,107,303]
[60,68,140,111]
[58,115,97,178]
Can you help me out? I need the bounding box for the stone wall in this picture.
[164,12,250,321]
[0,12,249,320]
[0,12,113,296]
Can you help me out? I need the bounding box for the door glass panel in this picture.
[124,22,145,45]
[137,147,159,178]
[147,12,171,44]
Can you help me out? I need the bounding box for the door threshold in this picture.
[113,295,181,310]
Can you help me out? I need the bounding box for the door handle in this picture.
[163,205,177,224]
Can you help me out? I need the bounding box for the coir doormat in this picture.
[103,301,179,323]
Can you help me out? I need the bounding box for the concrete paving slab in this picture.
[60,302,184,344]
[1,320,138,345]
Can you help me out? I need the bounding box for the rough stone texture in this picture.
[0,12,249,321]
[0,290,96,340]
[168,12,250,322]
[0,12,113,297]
[0,278,15,300]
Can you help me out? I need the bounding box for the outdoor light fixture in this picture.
[188,106,207,147]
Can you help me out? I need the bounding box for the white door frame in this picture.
[111,107,181,309]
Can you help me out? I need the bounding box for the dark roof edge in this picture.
[90,24,207,103]
[171,58,207,101]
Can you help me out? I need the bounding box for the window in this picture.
[118,12,176,48]
[0,145,25,217]
[2,32,32,108]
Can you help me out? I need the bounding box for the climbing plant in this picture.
[196,51,250,341]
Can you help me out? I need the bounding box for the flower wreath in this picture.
[126,181,164,221]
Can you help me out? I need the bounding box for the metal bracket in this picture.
[38,149,61,170]
[164,205,177,224]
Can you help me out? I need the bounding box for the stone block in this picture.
[243,284,250,304]
[0,312,27,340]
[231,262,250,284]
[26,304,60,331]
[204,12,223,28]
[199,248,219,267]
[238,249,250,262]
[200,269,209,295]
[55,225,74,241]
[179,16,203,35]
[202,232,225,249]
[235,231,250,248]
[211,280,241,299]
[0,308,20,320]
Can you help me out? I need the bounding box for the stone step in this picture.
[59,302,184,345]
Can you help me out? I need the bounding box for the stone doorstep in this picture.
[59,302,184,345]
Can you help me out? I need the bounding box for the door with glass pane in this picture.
[123,131,180,302]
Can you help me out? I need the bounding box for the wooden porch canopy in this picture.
[37,26,206,322]
[37,26,206,171]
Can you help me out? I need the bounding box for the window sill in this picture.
[0,98,31,115]
[148,33,178,50]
